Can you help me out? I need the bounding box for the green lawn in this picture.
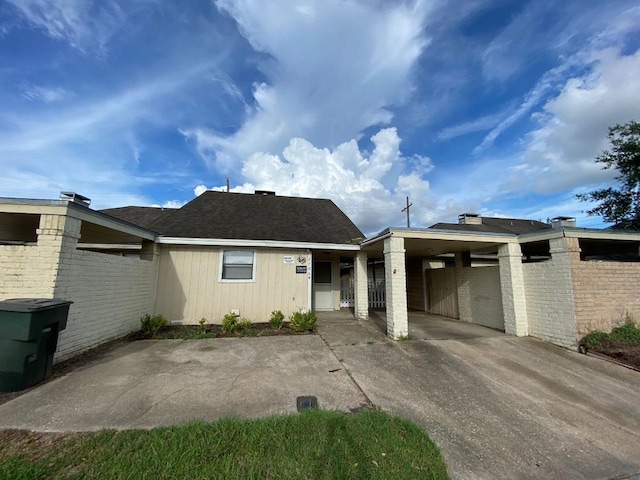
[0,409,448,479]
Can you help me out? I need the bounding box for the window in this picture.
[221,250,255,281]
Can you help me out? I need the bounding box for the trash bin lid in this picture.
[0,298,73,313]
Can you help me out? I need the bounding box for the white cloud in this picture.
[186,0,431,172]
[196,127,434,234]
[513,47,640,194]
[7,0,126,56]
[21,85,75,103]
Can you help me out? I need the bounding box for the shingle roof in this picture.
[101,191,364,244]
[429,217,552,235]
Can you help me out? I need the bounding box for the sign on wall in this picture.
[296,266,307,274]
[283,256,294,264]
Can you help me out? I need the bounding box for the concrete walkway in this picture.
[0,311,639,479]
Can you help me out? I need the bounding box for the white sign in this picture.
[283,256,294,264]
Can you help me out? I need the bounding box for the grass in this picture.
[0,409,448,479]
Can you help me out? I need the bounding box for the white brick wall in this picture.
[354,252,368,320]
[521,238,578,348]
[498,243,528,337]
[53,249,158,362]
[384,236,408,339]
[0,213,158,363]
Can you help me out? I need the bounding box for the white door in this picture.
[313,261,333,310]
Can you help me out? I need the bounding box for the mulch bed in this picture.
[588,339,640,369]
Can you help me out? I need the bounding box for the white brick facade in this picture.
[384,236,408,339]
[498,243,528,337]
[354,251,369,321]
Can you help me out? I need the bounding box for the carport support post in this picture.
[498,243,528,336]
[354,252,369,321]
[384,236,408,339]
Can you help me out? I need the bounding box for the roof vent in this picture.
[458,213,482,225]
[550,216,576,228]
[60,191,91,207]
[255,190,275,196]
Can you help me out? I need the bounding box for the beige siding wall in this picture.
[54,249,158,362]
[458,265,504,330]
[406,260,425,311]
[426,267,458,318]
[570,259,640,336]
[155,246,310,323]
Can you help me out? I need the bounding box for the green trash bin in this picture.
[0,298,72,392]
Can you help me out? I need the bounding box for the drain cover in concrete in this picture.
[296,396,318,412]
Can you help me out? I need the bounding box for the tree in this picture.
[577,121,640,230]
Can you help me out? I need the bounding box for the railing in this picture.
[340,278,386,308]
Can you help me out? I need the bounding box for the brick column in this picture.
[384,236,408,339]
[454,252,472,322]
[498,243,528,336]
[354,252,369,321]
[34,214,81,298]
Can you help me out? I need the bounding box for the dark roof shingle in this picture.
[102,191,363,244]
[429,217,551,235]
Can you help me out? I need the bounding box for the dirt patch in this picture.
[590,339,640,369]
[0,429,82,462]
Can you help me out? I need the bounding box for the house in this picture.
[102,190,364,323]
[1,192,639,363]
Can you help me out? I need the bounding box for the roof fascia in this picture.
[389,228,517,243]
[518,227,640,243]
[157,237,360,251]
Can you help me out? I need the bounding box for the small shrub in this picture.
[198,318,208,335]
[609,320,640,344]
[140,313,168,337]
[269,310,285,330]
[581,331,608,348]
[289,310,317,332]
[222,313,239,333]
[238,318,253,330]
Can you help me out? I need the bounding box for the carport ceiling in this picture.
[361,236,509,257]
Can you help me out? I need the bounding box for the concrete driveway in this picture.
[1,312,639,480]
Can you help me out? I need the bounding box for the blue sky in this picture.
[1,0,639,235]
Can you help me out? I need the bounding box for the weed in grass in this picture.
[367,341,375,345]
[270,310,285,330]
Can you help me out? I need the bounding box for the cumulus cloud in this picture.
[185,0,430,172]
[510,47,640,194]
[195,127,434,234]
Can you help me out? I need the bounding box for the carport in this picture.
[356,227,526,340]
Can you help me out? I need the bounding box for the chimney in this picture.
[458,213,482,225]
[255,190,276,196]
[59,191,91,207]
[550,216,576,228]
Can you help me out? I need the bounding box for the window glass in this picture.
[222,250,254,280]
[314,261,332,284]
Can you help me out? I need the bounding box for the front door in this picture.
[313,261,333,310]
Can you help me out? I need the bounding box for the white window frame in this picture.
[219,249,257,283]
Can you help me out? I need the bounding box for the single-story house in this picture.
[1,192,639,362]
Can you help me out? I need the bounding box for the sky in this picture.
[1,0,639,236]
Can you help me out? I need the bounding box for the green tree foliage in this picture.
[577,121,640,230]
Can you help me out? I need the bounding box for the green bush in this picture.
[222,313,239,333]
[581,331,608,348]
[140,313,168,337]
[289,310,317,332]
[609,320,640,344]
[238,318,253,330]
[198,318,208,335]
[269,310,285,330]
